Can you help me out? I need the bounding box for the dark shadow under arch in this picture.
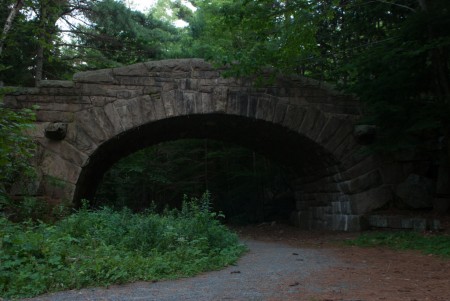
[74,113,340,206]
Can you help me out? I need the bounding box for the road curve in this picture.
[25,239,341,301]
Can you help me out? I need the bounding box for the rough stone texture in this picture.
[395,174,435,209]
[37,80,74,88]
[348,185,393,214]
[433,198,449,214]
[3,58,412,231]
[338,169,382,194]
[45,122,68,140]
[353,124,377,145]
[367,215,441,231]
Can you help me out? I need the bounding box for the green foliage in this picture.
[339,0,450,152]
[74,0,181,69]
[95,139,294,223]
[0,193,246,298]
[0,91,36,196]
[347,231,450,258]
[188,0,450,155]
[188,0,326,76]
[0,0,183,85]
[1,0,79,84]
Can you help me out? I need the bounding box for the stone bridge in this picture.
[5,59,400,231]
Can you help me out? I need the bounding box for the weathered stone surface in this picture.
[349,185,393,214]
[272,99,288,124]
[148,96,166,120]
[338,169,382,194]
[45,122,68,140]
[227,91,248,116]
[338,155,382,181]
[333,135,360,161]
[291,210,313,229]
[112,63,149,77]
[41,152,82,184]
[329,214,365,231]
[40,176,76,201]
[316,116,345,145]
[73,69,116,84]
[395,174,434,208]
[282,105,306,131]
[323,122,353,154]
[38,138,88,167]
[331,200,352,214]
[354,124,377,145]
[182,91,198,114]
[212,86,228,112]
[255,95,277,121]
[33,102,89,112]
[367,215,441,231]
[39,87,78,96]
[37,80,74,88]
[113,97,151,130]
[28,122,50,139]
[379,161,404,185]
[65,123,98,155]
[75,107,118,143]
[433,198,449,214]
[298,107,320,137]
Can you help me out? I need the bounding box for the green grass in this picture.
[347,231,450,258]
[0,194,246,299]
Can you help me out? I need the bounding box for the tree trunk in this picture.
[417,0,450,198]
[0,0,24,57]
[35,44,44,85]
[204,139,208,191]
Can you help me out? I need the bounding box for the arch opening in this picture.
[94,138,298,224]
[74,113,340,224]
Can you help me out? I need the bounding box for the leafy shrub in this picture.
[0,193,246,298]
[0,91,37,193]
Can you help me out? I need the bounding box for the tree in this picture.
[72,0,181,69]
[187,0,450,190]
[0,90,36,199]
[0,0,92,85]
[0,0,184,85]
[0,0,24,58]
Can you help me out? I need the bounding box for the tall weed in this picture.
[0,193,246,298]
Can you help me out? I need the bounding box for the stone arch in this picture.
[4,59,394,231]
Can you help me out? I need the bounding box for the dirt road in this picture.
[24,224,450,301]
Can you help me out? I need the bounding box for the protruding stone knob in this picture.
[45,122,67,140]
[354,124,377,145]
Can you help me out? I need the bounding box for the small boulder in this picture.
[353,125,377,145]
[45,122,67,140]
[395,174,434,209]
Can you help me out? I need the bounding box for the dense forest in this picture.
[95,139,295,222]
[2,1,450,297]
[1,0,449,219]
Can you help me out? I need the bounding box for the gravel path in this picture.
[25,238,340,301]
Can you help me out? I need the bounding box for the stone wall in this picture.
[4,58,416,231]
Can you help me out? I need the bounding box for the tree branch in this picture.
[376,0,416,12]
[0,0,24,57]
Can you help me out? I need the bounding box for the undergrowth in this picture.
[347,231,450,258]
[0,193,246,299]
